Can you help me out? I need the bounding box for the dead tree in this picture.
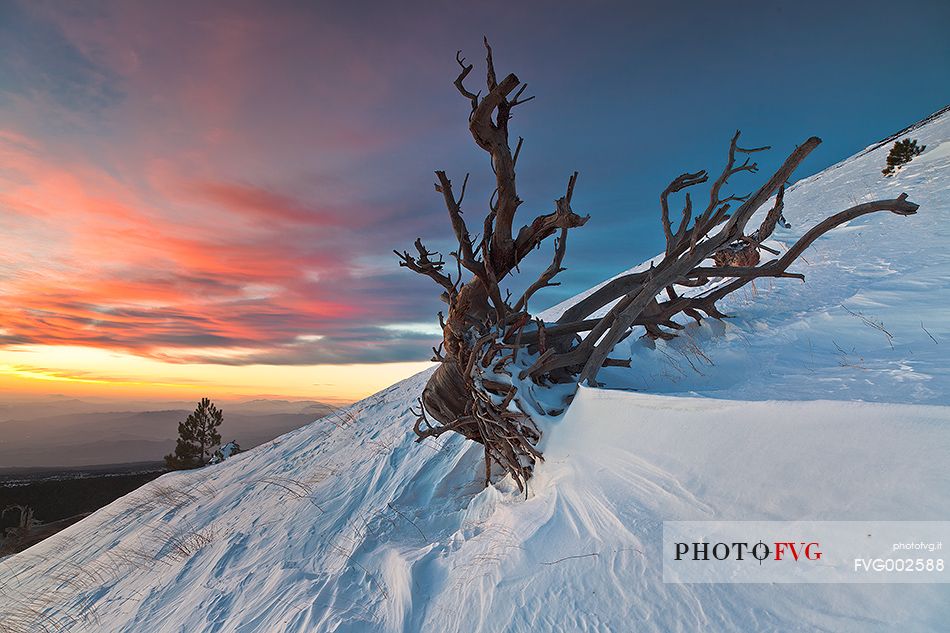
[396,40,920,493]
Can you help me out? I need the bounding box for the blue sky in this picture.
[0,0,947,399]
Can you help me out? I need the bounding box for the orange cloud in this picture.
[0,127,433,367]
[0,1,454,383]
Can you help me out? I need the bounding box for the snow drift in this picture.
[3,108,949,632]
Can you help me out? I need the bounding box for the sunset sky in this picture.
[1,0,947,404]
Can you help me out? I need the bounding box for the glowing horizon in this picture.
[1,1,946,406]
[0,344,428,405]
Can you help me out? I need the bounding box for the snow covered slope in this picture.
[3,109,949,632]
[548,108,950,404]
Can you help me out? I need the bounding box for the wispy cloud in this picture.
[0,362,207,388]
[5,0,943,385]
[0,1,448,368]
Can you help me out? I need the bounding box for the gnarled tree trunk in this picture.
[397,40,920,493]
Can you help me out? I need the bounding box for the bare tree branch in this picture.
[398,44,922,490]
[394,239,456,300]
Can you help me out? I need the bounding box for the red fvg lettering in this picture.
[774,542,822,561]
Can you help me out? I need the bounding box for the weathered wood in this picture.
[397,42,921,489]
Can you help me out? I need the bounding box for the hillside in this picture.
[2,109,948,632]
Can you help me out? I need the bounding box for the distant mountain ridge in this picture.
[0,399,337,468]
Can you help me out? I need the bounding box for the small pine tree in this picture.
[882,138,925,176]
[164,398,223,470]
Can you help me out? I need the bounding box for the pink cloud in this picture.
[183,181,341,225]
[0,2,463,365]
[0,124,433,364]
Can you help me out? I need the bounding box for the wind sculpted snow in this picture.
[2,109,949,631]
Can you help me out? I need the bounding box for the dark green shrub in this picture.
[883,138,925,176]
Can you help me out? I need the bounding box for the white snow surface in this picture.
[3,110,949,632]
